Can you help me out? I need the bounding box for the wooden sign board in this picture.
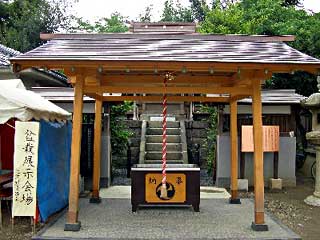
[241,125,279,152]
[12,121,39,218]
[145,173,186,203]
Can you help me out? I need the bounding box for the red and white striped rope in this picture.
[162,75,168,187]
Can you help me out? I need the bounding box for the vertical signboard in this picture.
[241,125,279,152]
[12,122,39,218]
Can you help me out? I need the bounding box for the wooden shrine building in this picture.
[10,31,320,231]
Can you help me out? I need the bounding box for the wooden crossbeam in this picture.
[84,86,251,95]
[230,95,251,102]
[100,74,235,85]
[101,95,230,103]
[85,93,103,101]
[11,60,320,75]
[231,70,273,86]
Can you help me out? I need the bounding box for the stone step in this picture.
[146,135,180,143]
[146,151,182,160]
[147,128,181,135]
[148,121,180,128]
[146,143,182,151]
[144,160,184,164]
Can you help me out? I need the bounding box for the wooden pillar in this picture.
[65,76,84,232]
[90,99,102,203]
[230,100,240,204]
[251,78,268,231]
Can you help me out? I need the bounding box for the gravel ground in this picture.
[38,198,298,239]
[2,172,320,240]
[238,176,320,240]
[0,209,39,240]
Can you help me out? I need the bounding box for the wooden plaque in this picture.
[145,173,186,203]
[241,125,279,152]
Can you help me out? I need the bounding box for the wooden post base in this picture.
[64,221,81,231]
[229,190,241,204]
[251,222,268,231]
[229,198,241,204]
[89,197,102,204]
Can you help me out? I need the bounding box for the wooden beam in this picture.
[85,86,251,95]
[100,74,235,85]
[230,100,239,202]
[91,99,102,201]
[231,70,273,86]
[252,78,265,225]
[85,93,103,101]
[10,59,320,74]
[230,95,251,102]
[102,95,230,103]
[66,75,84,228]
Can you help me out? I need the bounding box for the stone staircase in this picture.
[139,119,188,165]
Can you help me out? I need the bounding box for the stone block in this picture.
[192,129,208,138]
[129,138,140,147]
[237,179,248,192]
[269,178,283,190]
[192,121,209,129]
[185,120,192,129]
[125,120,142,128]
[191,138,205,144]
[130,128,141,138]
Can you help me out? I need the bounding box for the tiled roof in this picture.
[0,44,21,66]
[11,33,320,64]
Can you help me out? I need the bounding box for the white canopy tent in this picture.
[0,79,71,124]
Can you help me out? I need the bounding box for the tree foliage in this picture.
[189,0,207,21]
[200,105,218,174]
[139,5,153,22]
[199,0,320,96]
[72,12,128,33]
[0,0,74,52]
[161,0,193,22]
[110,101,133,156]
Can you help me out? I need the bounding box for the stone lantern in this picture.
[301,76,320,206]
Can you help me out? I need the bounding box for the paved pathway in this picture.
[35,187,300,240]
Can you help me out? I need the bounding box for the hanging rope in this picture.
[160,73,168,199]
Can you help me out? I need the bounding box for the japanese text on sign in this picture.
[12,122,39,218]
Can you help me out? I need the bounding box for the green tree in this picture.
[199,0,320,96]
[0,0,74,52]
[161,0,193,22]
[72,12,128,33]
[189,0,207,21]
[283,0,302,6]
[110,102,133,156]
[139,5,153,22]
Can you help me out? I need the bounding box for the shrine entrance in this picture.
[10,32,320,233]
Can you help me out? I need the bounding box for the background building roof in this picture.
[0,44,21,67]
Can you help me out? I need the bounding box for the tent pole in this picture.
[65,75,84,232]
[90,99,102,203]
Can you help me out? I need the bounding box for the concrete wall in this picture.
[216,134,296,187]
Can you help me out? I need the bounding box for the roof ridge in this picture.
[40,33,295,42]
